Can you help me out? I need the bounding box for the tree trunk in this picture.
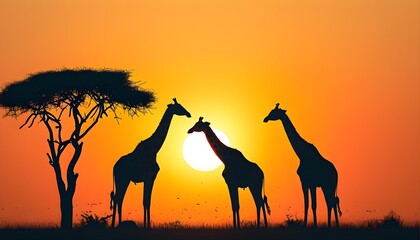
[54,143,82,230]
[58,171,78,230]
[60,191,73,230]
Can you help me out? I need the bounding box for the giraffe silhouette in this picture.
[110,98,191,228]
[264,103,342,228]
[188,117,271,228]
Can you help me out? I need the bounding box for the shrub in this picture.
[79,212,112,229]
[365,211,404,228]
[381,211,403,228]
[284,213,304,228]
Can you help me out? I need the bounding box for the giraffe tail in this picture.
[110,171,115,211]
[336,196,342,217]
[335,180,342,217]
[263,179,271,215]
[110,191,115,211]
[264,195,271,215]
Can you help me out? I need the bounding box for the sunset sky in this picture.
[0,0,419,226]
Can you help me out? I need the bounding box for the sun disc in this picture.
[183,129,230,172]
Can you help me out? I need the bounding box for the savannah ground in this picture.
[1,217,419,240]
[0,225,418,240]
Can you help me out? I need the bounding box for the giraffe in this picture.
[187,117,271,228]
[110,98,191,228]
[263,103,342,228]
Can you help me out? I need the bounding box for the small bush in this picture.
[365,211,404,228]
[79,212,112,229]
[381,211,403,228]
[284,213,304,228]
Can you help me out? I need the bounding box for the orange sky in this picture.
[0,0,419,226]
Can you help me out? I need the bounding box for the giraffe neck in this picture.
[202,127,229,165]
[280,114,314,161]
[146,108,174,154]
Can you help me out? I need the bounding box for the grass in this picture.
[0,225,418,240]
[0,212,418,240]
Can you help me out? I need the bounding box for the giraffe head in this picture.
[168,98,191,118]
[187,117,210,134]
[263,103,287,122]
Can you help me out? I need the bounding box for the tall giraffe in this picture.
[264,103,342,227]
[188,117,271,228]
[110,98,191,228]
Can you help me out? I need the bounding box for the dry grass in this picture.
[0,224,418,240]
[1,212,418,240]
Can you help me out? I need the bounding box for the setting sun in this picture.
[182,129,230,172]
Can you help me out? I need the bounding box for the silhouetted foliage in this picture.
[381,211,403,228]
[0,68,155,230]
[366,211,404,229]
[79,212,112,230]
[284,213,304,228]
[0,69,154,120]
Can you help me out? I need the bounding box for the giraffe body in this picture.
[110,99,191,228]
[264,103,341,228]
[188,117,270,228]
[221,150,263,188]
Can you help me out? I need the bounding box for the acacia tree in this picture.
[0,69,155,229]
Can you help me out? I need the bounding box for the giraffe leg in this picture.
[327,207,332,228]
[111,194,118,228]
[323,187,338,228]
[114,178,130,228]
[262,202,268,228]
[228,185,240,228]
[111,204,116,228]
[250,185,265,228]
[232,211,236,228]
[236,211,241,228]
[118,203,122,227]
[326,195,333,228]
[310,187,317,228]
[322,188,338,227]
[333,206,339,227]
[301,184,309,226]
[143,179,155,229]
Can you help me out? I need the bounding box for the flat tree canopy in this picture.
[0,69,155,118]
[0,68,155,229]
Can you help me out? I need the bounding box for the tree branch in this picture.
[78,109,101,140]
[19,113,37,129]
[56,106,67,144]
[43,118,66,194]
[82,104,100,123]
[44,119,57,163]
[71,104,82,140]
[76,98,112,141]
[66,142,83,196]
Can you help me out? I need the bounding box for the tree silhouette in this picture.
[0,69,155,229]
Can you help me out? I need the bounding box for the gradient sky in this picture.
[0,0,419,226]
